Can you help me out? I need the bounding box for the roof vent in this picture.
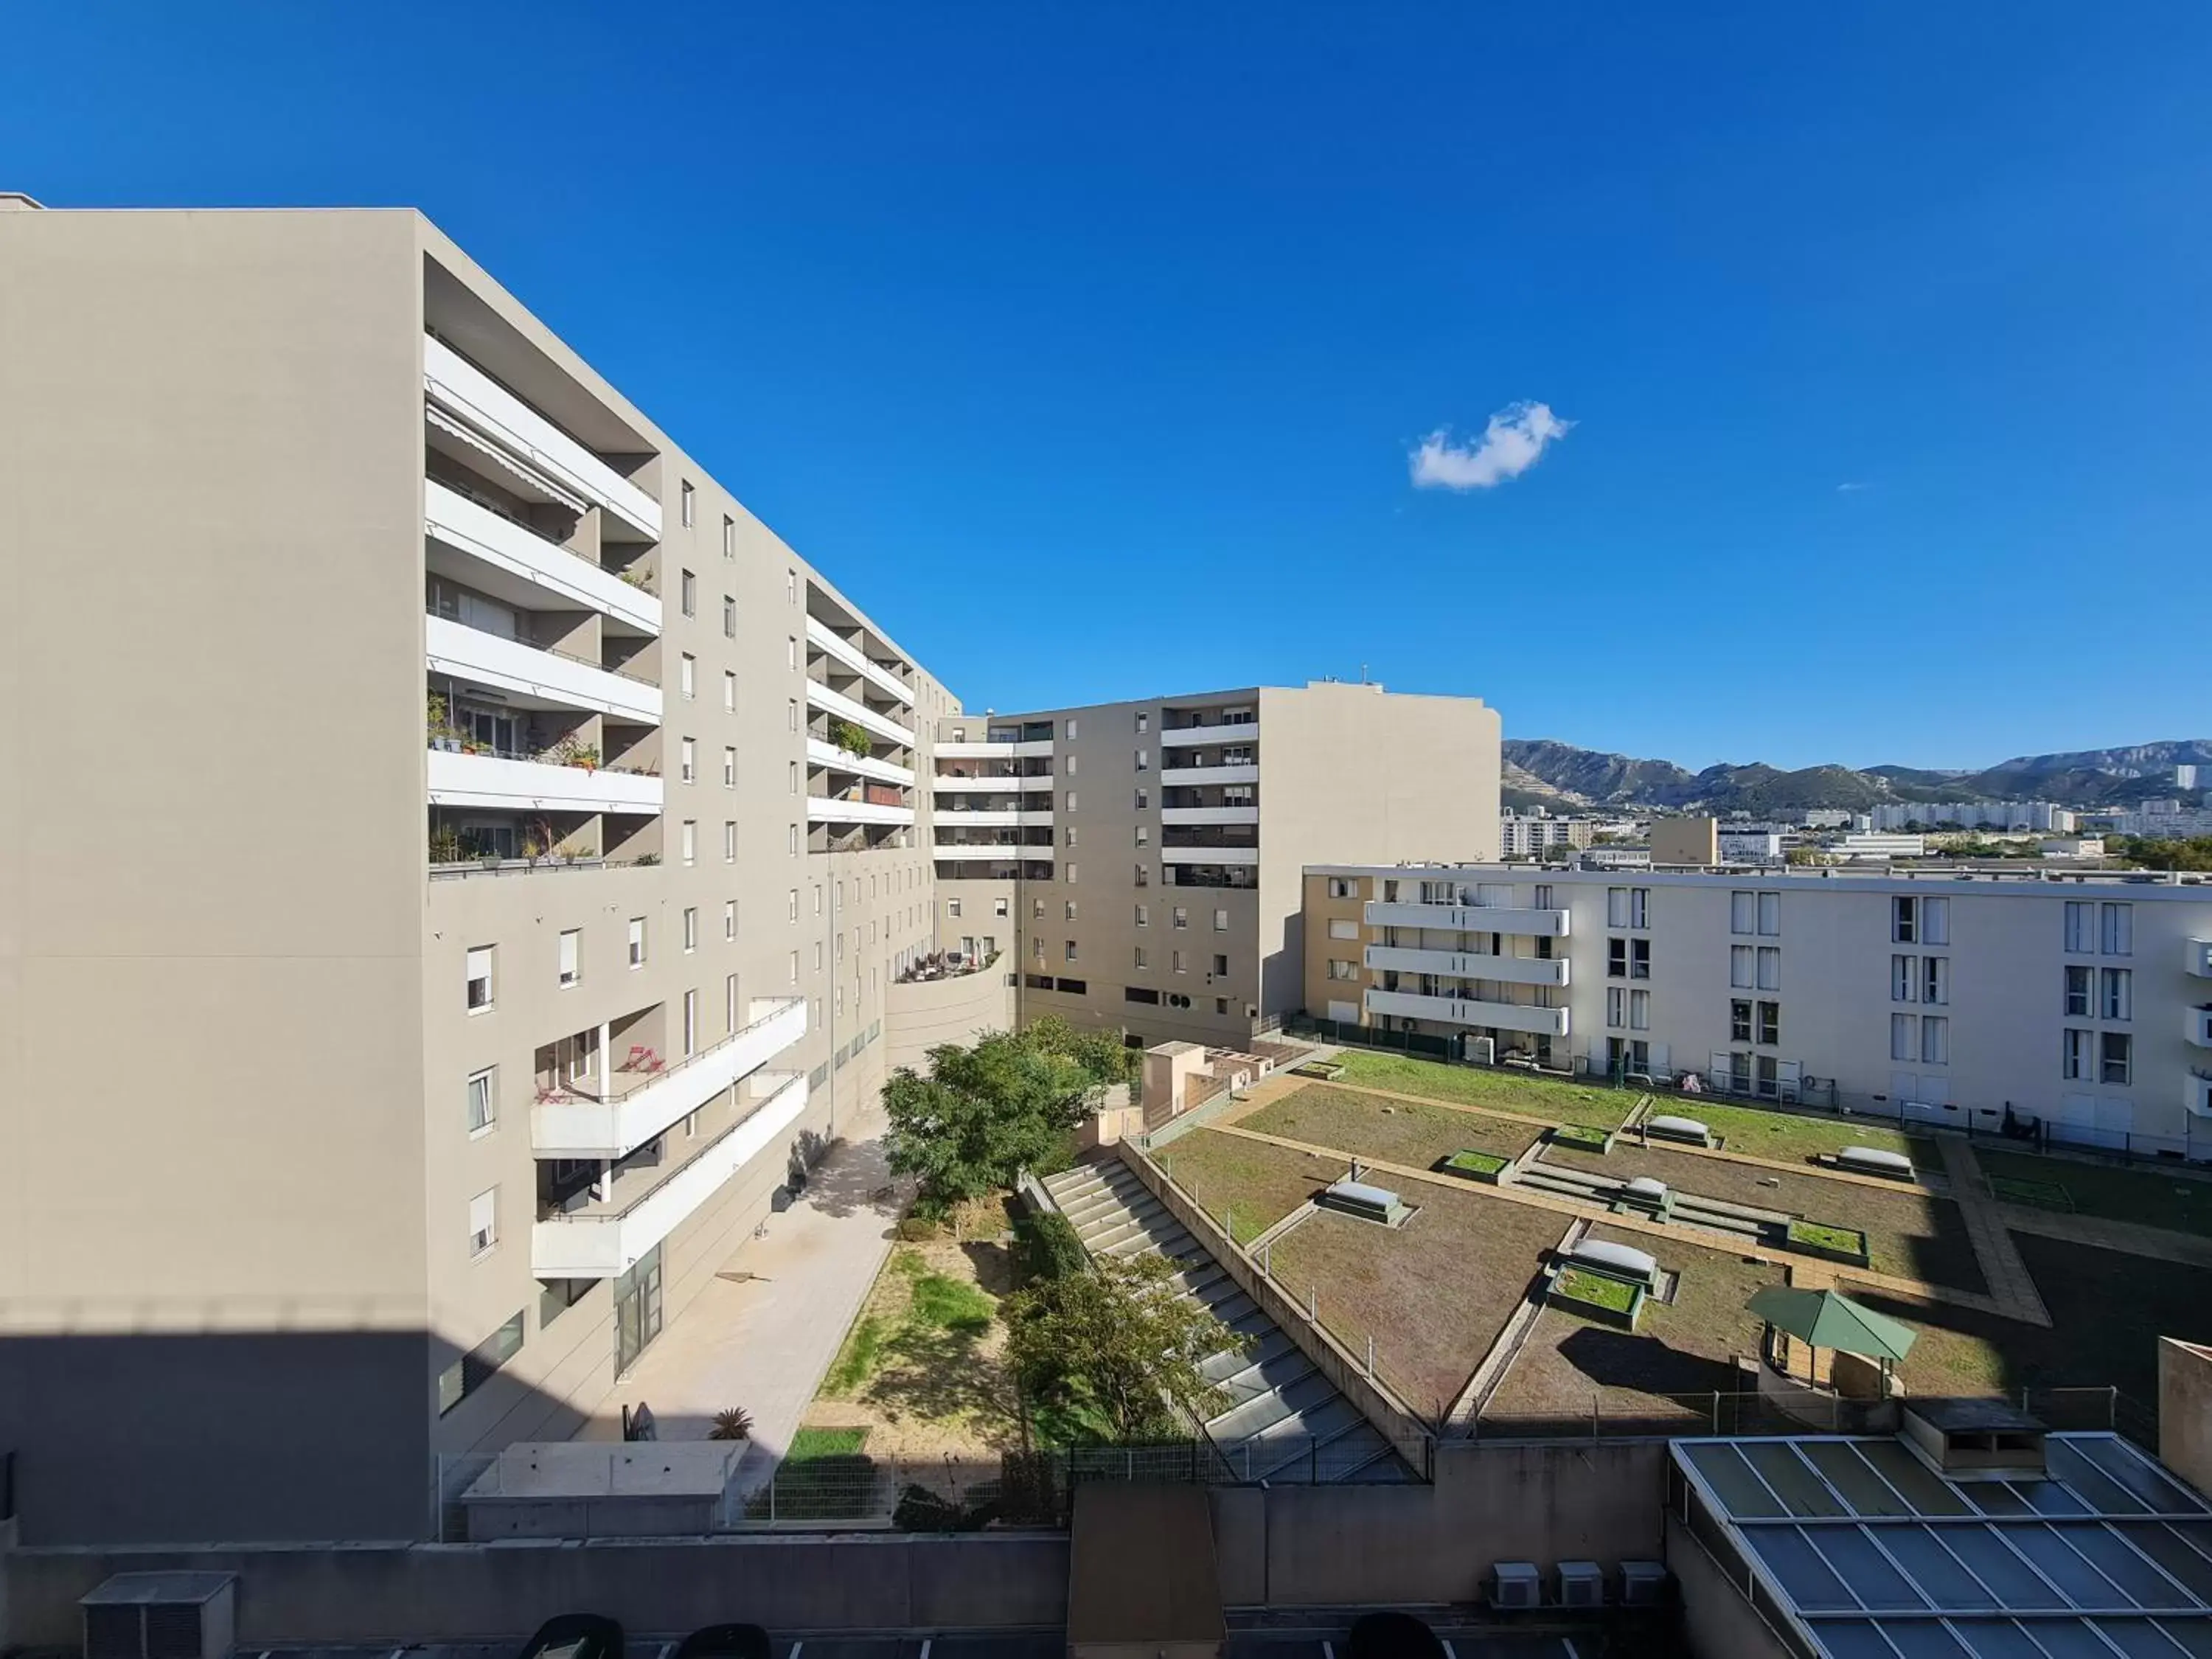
[82,1573,234,1659]
[1902,1398,2048,1478]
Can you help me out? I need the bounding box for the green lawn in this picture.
[1446,1150,1512,1176]
[1332,1049,1641,1127]
[1666,1101,1933,1168]
[1554,1267,1638,1313]
[1237,1083,1539,1173]
[1155,1130,1348,1243]
[787,1425,869,1460]
[1978,1150,2212,1239]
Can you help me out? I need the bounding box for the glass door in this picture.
[613,1244,664,1376]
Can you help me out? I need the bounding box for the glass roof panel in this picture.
[1742,1441,1850,1517]
[1857,1441,1975,1515]
[1683,1442,1790,1517]
[1812,1624,1905,1659]
[2006,1523,2129,1607]
[2047,1440,2152,1516]
[1749,1525,1860,1611]
[1809,1526,1930,1610]
[2120,1526,2212,1604]
[1948,1621,2048,1659]
[2091,1618,2194,1658]
[2058,1523,2196,1609]
[2149,1617,2212,1658]
[1803,1441,1916,1517]
[1879,1621,1976,1658]
[1885,1525,2000,1610]
[1941,1528,2070,1610]
[2072,1438,2210,1515]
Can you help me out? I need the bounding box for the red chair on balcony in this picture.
[620,1045,652,1073]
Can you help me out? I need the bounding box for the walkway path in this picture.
[1932,1136,2051,1327]
[580,1106,910,1461]
[1997,1204,2212,1270]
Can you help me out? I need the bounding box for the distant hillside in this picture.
[1503,737,2212,813]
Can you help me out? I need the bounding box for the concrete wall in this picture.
[1650,818,1719,866]
[0,1534,1069,1649]
[2160,1338,2212,1496]
[883,964,1017,1074]
[1665,1511,1792,1659]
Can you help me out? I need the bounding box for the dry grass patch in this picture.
[1153,1130,1349,1244]
[1267,1184,1570,1420]
[1331,1050,1641,1127]
[1670,1102,1933,1168]
[1236,1083,1541,1172]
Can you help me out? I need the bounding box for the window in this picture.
[1066,792,1079,812]
[2065,964,2093,1017]
[465,945,495,1012]
[467,1187,498,1259]
[787,760,798,795]
[681,737,696,783]
[1630,888,1651,929]
[2101,967,2132,1020]
[1033,898,1045,919]
[1135,904,1150,927]
[1065,940,1078,963]
[683,990,698,1057]
[1607,987,1627,1028]
[1607,937,1628,978]
[787,824,798,856]
[437,1310,524,1416]
[1065,900,1077,921]
[1211,953,1228,976]
[1756,1000,1780,1046]
[1065,826,1078,847]
[1134,946,1148,970]
[1891,896,1917,943]
[2062,1027,2093,1080]
[1214,908,1229,931]
[1607,888,1630,928]
[787,888,799,922]
[2101,1031,2132,1085]
[1327,959,1358,981]
[1328,917,1357,941]
[1134,825,1149,847]
[723,513,735,558]
[1172,950,1188,973]
[787,698,798,731]
[1921,897,1949,946]
[1135,748,1149,773]
[558,929,580,988]
[1133,788,1147,810]
[466,1067,497,1135]
[723,595,736,638]
[1134,863,1149,887]
[724,900,737,941]
[1758,891,1780,936]
[947,897,963,918]
[1066,863,1078,883]
[789,949,800,984]
[682,820,698,866]
[723,671,737,712]
[787,568,797,605]
[718,745,735,788]
[1066,719,1077,738]
[628,917,646,967]
[813,942,823,970]
[1891,1013,1916,1062]
[1921,1015,1949,1065]
[1730,999,1752,1043]
[2101,902,2133,956]
[683,907,698,953]
[1065,754,1077,776]
[1631,938,1652,980]
[1892,956,1916,1003]
[1730,891,1756,936]
[995,897,1008,918]
[1328,877,1357,899]
[1126,984,1160,1005]
[1217,998,1231,1016]
[1135,712,1150,734]
[1629,988,1650,1031]
[678,653,695,700]
[681,569,696,616]
[1731,945,1754,989]
[1174,907,1189,929]
[1916,957,1945,1006]
[1756,946,1780,992]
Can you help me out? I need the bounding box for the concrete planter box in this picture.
[1436,1149,1514,1185]
[1780,1219,1871,1267]
[1548,1124,1616,1155]
[1544,1265,1646,1331]
[1290,1059,1346,1081]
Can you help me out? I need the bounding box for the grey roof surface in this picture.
[253,1627,1583,1659]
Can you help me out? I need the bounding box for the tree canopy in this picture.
[2111,835,2212,872]
[1004,1251,1241,1441]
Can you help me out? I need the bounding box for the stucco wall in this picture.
[884,965,1016,1074]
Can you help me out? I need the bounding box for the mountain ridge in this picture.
[1503,737,2212,815]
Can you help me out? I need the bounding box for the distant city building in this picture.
[2177,763,2201,790]
[1873,801,2071,833]
[1718,829,1785,864]
[1802,808,1853,829]
[1579,846,1654,869]
[2110,807,2212,838]
[1838,832,1927,858]
[1498,813,1594,859]
[2039,837,2106,860]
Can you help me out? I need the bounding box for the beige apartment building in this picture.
[0,204,967,1545]
[1303,863,2212,1155]
[930,684,1503,1048]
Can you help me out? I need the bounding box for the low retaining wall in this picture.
[0,1533,1069,1649]
[883,968,1016,1076]
[1116,1141,1432,1448]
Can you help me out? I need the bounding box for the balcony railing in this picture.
[426,616,661,726]
[425,479,658,635]
[805,678,914,744]
[804,616,912,706]
[533,998,809,1159]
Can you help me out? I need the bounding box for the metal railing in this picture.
[538,1074,804,1225]
[428,734,661,776]
[427,473,656,592]
[538,1001,804,1108]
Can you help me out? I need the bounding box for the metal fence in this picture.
[1469,1385,2156,1450]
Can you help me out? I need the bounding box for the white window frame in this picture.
[558,929,580,989]
[466,1067,497,1136]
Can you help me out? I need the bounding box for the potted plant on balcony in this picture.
[428,825,464,865]
[426,694,463,752]
[831,719,872,759]
[619,564,654,591]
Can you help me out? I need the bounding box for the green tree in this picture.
[1021,1014,1139,1086]
[881,1030,1105,1215]
[2112,835,2212,872]
[1004,1251,1243,1440]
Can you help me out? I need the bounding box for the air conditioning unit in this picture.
[1557,1559,1604,1609]
[1492,1561,1541,1610]
[83,1573,235,1659]
[1466,1035,1496,1065]
[1620,1559,1670,1607]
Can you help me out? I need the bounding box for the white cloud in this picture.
[1409,401,1573,491]
[1835,481,1870,494]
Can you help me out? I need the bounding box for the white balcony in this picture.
[937,739,1054,760]
[1161,804,1259,827]
[806,679,914,746]
[426,616,661,724]
[805,616,912,707]
[1160,720,1258,749]
[425,481,659,636]
[1364,900,1571,938]
[934,841,1049,861]
[533,1073,809,1279]
[933,808,1054,829]
[931,772,1046,792]
[424,336,661,539]
[1161,762,1259,787]
[1364,945,1570,987]
[1161,845,1260,866]
[806,737,915,788]
[532,998,807,1159]
[2191,1006,2212,1049]
[807,795,916,827]
[1364,987,1569,1037]
[428,748,664,815]
[2191,939,2212,978]
[2190,1070,2212,1121]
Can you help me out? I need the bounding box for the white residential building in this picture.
[1873,801,2073,833]
[1499,813,1595,858]
[1304,863,2212,1157]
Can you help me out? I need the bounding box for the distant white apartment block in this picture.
[1873,801,2075,832]
[1304,863,2212,1158]
[1499,813,1594,858]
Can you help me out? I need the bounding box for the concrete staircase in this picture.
[1041,1158,1415,1484]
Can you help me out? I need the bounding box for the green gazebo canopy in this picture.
[1747,1285,1918,1363]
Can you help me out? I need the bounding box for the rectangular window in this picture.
[724,821,737,863]
[1327,959,1357,981]
[467,1186,498,1259]
[465,945,495,1012]
[1632,888,1651,929]
[680,653,696,700]
[1631,938,1652,980]
[558,929,580,988]
[995,897,1008,917]
[723,671,737,712]
[1629,987,1650,1031]
[723,595,736,639]
[787,698,798,731]
[787,568,797,605]
[681,479,695,526]
[1135,904,1150,927]
[1172,950,1188,974]
[1607,987,1627,1028]
[723,513,735,558]
[2064,964,2092,1016]
[1756,947,1780,992]
[682,820,698,865]
[723,746,737,787]
[2101,902,2133,956]
[1730,998,1753,1043]
[2101,967,2132,1021]
[681,737,696,783]
[1066,791,1079,812]
[1134,863,1149,887]
[1134,825,1149,847]
[947,897,963,917]
[726,973,738,1032]
[1757,891,1780,936]
[1731,945,1755,990]
[787,824,798,856]
[2062,1027,2092,1080]
[724,899,737,941]
[1174,907,1189,929]
[1033,898,1045,919]
[1065,900,1078,921]
[1133,788,1147,810]
[1891,1013,1916,1062]
[789,949,800,984]
[683,907,698,953]
[1136,712,1150,733]
[1065,826,1078,847]
[1892,955,1916,1003]
[1607,937,1627,978]
[1327,917,1356,940]
[1607,887,1630,928]
[1921,897,1948,946]
[1756,999,1780,1046]
[437,1310,524,1416]
[2065,901,2095,953]
[628,917,646,967]
[1891,896,1916,943]
[1730,891,1756,935]
[2101,1030,2132,1086]
[1134,945,1148,970]
[1328,877,1357,899]
[1211,953,1228,976]
[1922,957,1948,1006]
[1065,940,1078,963]
[684,990,698,1057]
[1921,1015,1949,1065]
[1135,748,1149,773]
[466,1067,497,1134]
[681,569,696,616]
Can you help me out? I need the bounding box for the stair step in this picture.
[1208,1369,1342,1441]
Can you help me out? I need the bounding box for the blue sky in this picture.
[10,2,2210,770]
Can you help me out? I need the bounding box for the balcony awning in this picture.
[425,403,588,515]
